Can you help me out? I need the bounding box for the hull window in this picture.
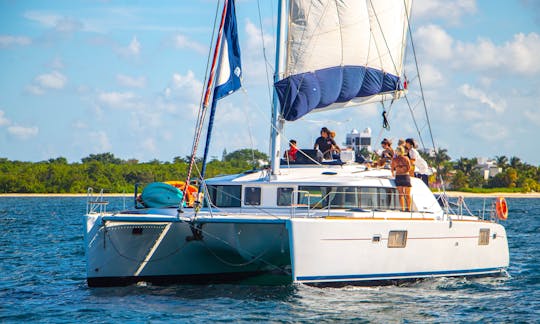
[244,187,261,206]
[206,185,242,207]
[479,228,490,245]
[277,187,294,206]
[388,230,408,248]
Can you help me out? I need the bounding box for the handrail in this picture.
[86,187,109,215]
[291,189,412,218]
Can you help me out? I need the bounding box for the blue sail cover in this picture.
[214,0,242,100]
[275,0,411,121]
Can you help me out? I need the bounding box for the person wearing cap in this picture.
[391,146,412,211]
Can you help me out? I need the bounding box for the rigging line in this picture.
[404,94,426,150]
[278,0,332,117]
[190,0,222,164]
[239,88,323,166]
[242,89,257,168]
[367,0,407,93]
[184,0,229,201]
[189,151,285,220]
[256,0,274,106]
[404,0,437,155]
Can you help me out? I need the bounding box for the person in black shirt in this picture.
[314,127,338,159]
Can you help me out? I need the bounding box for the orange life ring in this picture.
[164,181,198,207]
[495,197,508,220]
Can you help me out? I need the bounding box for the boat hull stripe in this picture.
[296,267,505,282]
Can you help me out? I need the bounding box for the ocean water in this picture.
[0,196,538,323]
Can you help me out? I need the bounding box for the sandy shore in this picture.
[1,192,539,198]
[441,191,540,198]
[0,193,132,197]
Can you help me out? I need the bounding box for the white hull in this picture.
[84,209,508,286]
[84,211,291,286]
[288,217,508,283]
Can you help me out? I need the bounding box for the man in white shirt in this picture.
[405,138,431,186]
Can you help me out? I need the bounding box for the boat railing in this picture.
[438,194,499,222]
[86,187,109,215]
[289,190,416,218]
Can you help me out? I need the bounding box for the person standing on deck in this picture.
[391,146,412,211]
[405,138,430,186]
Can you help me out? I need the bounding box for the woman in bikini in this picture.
[391,146,412,211]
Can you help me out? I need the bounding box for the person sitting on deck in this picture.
[376,138,394,168]
[283,139,298,162]
[329,131,342,159]
[314,127,338,160]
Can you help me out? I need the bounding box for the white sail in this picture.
[275,0,412,121]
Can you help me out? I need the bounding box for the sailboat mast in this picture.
[270,0,287,176]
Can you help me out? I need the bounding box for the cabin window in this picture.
[478,228,490,245]
[387,230,408,248]
[277,187,294,206]
[205,185,241,207]
[297,186,328,208]
[244,187,261,206]
[297,186,398,210]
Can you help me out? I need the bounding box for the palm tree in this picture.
[509,156,522,170]
[455,157,477,176]
[495,155,508,170]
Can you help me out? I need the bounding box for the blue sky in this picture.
[1,0,539,165]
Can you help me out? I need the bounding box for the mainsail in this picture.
[274,0,412,121]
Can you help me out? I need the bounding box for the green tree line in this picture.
[1,149,538,193]
[421,150,540,193]
[0,149,268,194]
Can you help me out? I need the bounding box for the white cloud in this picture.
[98,91,143,109]
[49,57,64,69]
[7,125,39,139]
[524,110,540,126]
[164,71,203,106]
[128,36,141,55]
[0,35,32,47]
[24,11,82,34]
[417,63,445,86]
[115,36,141,58]
[24,11,59,28]
[89,131,112,152]
[0,110,11,126]
[116,74,147,88]
[468,121,508,141]
[172,34,206,54]
[72,121,87,129]
[418,26,540,76]
[460,84,506,113]
[414,25,454,61]
[412,0,477,25]
[140,138,157,153]
[35,71,67,90]
[243,19,274,86]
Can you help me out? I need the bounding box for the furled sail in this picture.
[275,0,412,121]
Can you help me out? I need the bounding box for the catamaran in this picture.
[84,0,509,287]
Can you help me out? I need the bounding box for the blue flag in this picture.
[214,0,242,100]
